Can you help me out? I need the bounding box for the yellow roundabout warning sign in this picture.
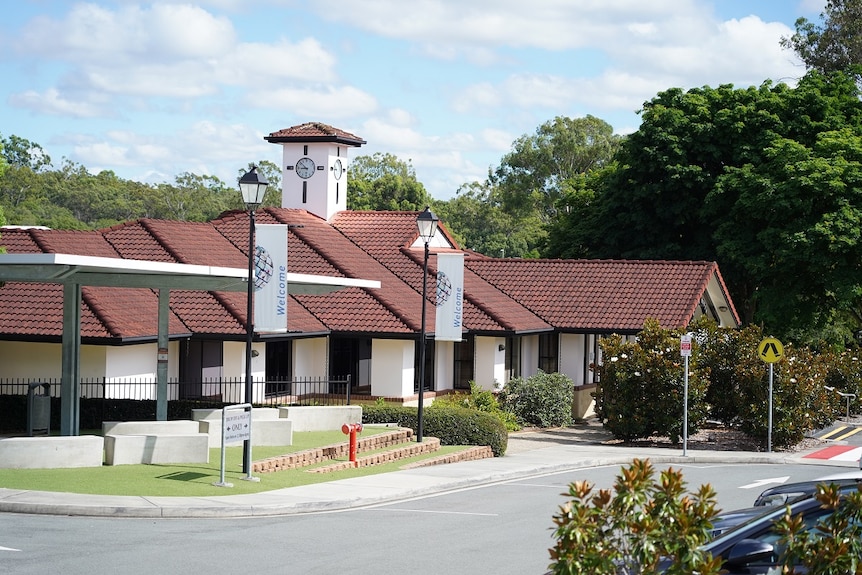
[758,337,784,363]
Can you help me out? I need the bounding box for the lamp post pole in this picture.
[418,239,429,443]
[238,166,268,477]
[243,207,255,475]
[416,207,439,444]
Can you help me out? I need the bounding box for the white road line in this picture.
[739,476,790,490]
[368,508,498,517]
[0,545,21,552]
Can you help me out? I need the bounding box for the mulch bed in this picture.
[604,422,829,453]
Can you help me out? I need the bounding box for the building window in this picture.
[505,336,521,381]
[179,339,223,399]
[539,332,558,373]
[265,340,293,395]
[454,337,474,390]
[414,338,435,393]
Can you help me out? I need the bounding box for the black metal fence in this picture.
[0,376,352,407]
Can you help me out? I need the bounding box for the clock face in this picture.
[295,157,315,179]
[333,158,343,180]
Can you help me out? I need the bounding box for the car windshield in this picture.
[702,505,786,552]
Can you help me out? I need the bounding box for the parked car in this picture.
[709,473,862,536]
[694,494,843,574]
[678,482,862,574]
[752,474,862,507]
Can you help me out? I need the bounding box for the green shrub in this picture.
[695,317,762,425]
[362,403,508,456]
[431,382,520,431]
[596,319,709,443]
[549,459,721,575]
[738,344,839,448]
[499,371,574,428]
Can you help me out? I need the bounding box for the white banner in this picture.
[435,253,464,341]
[254,224,288,333]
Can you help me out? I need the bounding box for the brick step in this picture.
[308,437,442,473]
[253,428,414,473]
[400,445,494,469]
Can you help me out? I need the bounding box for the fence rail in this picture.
[0,376,353,407]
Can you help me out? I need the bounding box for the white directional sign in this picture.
[223,409,251,444]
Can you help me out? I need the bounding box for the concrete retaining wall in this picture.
[0,436,104,469]
[277,405,363,432]
[103,420,200,436]
[104,433,209,465]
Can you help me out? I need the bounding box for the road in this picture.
[0,462,844,575]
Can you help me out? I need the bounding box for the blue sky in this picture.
[0,0,824,200]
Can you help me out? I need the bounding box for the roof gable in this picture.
[465,258,736,332]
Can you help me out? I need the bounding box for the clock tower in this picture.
[265,122,366,220]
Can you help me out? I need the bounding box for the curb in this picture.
[0,451,808,519]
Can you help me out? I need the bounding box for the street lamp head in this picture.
[416,206,439,244]
[239,165,269,210]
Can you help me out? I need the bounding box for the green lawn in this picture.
[0,429,467,497]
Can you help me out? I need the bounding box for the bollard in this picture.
[341,422,363,467]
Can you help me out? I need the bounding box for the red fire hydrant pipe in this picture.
[341,422,363,467]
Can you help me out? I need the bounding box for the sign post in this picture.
[213,403,258,487]
[680,335,692,456]
[758,337,784,453]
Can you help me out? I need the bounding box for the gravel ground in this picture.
[510,417,844,454]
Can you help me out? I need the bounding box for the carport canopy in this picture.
[0,253,380,435]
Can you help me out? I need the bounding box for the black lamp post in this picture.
[416,206,439,443]
[238,165,268,476]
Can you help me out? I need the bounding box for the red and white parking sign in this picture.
[680,335,692,357]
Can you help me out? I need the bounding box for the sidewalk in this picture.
[0,422,854,518]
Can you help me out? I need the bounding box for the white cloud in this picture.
[314,0,706,54]
[7,88,106,118]
[70,121,272,184]
[19,4,236,62]
[248,85,377,117]
[12,4,340,108]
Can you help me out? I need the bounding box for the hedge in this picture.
[362,403,508,456]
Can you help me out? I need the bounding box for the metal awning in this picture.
[0,253,381,435]
[0,253,379,294]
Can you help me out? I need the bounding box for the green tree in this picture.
[152,172,235,222]
[432,182,544,258]
[555,72,862,342]
[347,152,431,211]
[781,0,862,78]
[549,459,721,575]
[491,115,621,224]
[0,134,51,171]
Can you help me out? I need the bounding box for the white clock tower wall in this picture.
[278,142,351,221]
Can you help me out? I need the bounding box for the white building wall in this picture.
[521,334,539,377]
[294,338,328,379]
[560,333,584,386]
[493,337,507,389]
[223,340,265,403]
[0,341,169,381]
[0,341,62,379]
[371,339,414,397]
[435,340,454,392]
[105,344,157,381]
[473,336,506,391]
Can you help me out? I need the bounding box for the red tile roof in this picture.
[0,209,738,343]
[465,258,733,332]
[265,123,366,146]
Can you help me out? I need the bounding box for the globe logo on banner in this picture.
[253,245,274,291]
[436,270,452,307]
